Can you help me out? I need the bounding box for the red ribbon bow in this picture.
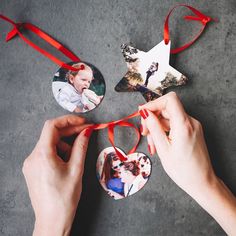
[91,111,141,162]
[164,4,216,54]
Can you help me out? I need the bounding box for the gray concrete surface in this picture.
[0,0,235,235]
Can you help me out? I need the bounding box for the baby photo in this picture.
[96,147,152,200]
[52,62,105,113]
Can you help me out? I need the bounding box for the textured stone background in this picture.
[0,0,235,235]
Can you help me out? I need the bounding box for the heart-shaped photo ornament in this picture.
[96,147,152,200]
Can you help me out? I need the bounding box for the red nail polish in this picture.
[139,110,146,119]
[140,109,149,119]
[140,124,143,133]
[148,144,152,156]
[143,109,149,117]
[84,128,93,138]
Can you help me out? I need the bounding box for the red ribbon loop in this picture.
[0,14,84,71]
[108,125,128,162]
[91,111,141,161]
[164,4,215,54]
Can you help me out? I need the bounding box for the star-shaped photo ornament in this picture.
[115,40,188,101]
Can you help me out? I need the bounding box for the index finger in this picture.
[39,115,86,148]
[52,114,86,129]
[139,92,188,130]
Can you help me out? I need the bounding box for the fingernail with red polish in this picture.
[84,128,93,138]
[140,124,143,134]
[148,144,152,156]
[140,109,149,119]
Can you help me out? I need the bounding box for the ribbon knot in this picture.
[201,16,211,25]
[164,4,216,54]
[91,111,141,162]
[6,23,23,42]
[184,15,212,25]
[16,22,23,28]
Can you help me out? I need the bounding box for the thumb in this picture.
[140,109,169,158]
[69,128,93,174]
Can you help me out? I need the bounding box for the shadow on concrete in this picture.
[71,132,102,236]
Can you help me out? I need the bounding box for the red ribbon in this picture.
[91,111,141,162]
[0,5,216,71]
[0,15,141,161]
[164,4,216,54]
[0,14,84,71]
[0,5,216,160]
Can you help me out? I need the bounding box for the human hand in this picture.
[22,115,93,236]
[139,92,217,198]
[139,92,236,235]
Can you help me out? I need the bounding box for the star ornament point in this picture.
[115,40,188,101]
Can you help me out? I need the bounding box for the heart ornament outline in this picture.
[96,147,152,200]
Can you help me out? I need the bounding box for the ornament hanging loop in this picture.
[91,111,141,162]
[163,4,216,54]
[0,14,84,71]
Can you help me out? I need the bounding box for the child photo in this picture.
[96,147,152,200]
[52,62,105,113]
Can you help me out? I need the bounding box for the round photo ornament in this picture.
[52,62,105,113]
[0,14,105,113]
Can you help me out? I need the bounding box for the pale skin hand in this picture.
[22,115,93,236]
[139,92,236,235]
[21,94,236,235]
